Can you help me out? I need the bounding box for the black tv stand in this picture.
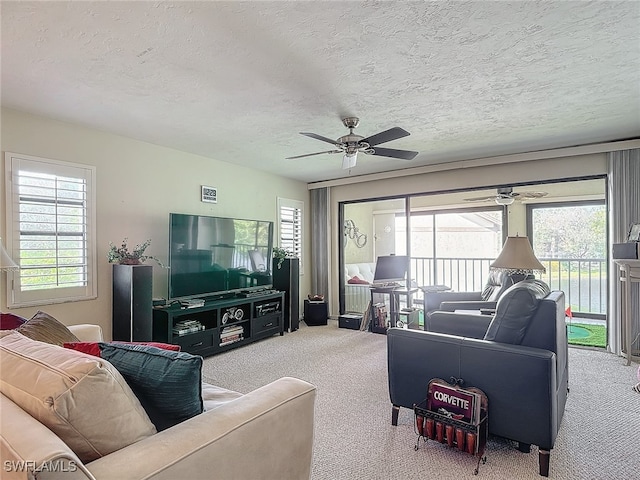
[152,290,285,356]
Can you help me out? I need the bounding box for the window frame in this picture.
[4,152,97,308]
[277,197,303,271]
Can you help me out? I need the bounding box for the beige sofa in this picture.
[1,325,316,480]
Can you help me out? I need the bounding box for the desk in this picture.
[614,259,640,365]
[369,286,418,333]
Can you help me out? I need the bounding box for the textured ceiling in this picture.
[2,1,639,183]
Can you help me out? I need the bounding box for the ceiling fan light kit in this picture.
[495,196,516,205]
[287,117,419,169]
[342,152,358,170]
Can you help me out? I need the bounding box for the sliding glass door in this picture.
[528,200,607,348]
[338,177,607,325]
[342,199,406,314]
[341,198,503,314]
[408,209,503,291]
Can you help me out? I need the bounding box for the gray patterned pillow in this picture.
[17,311,80,346]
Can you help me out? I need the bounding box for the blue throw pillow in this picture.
[99,343,203,431]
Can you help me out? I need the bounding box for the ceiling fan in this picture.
[464,187,548,205]
[286,117,419,169]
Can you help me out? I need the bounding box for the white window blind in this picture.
[5,152,97,307]
[277,198,303,269]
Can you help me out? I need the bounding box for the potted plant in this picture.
[272,247,295,269]
[107,238,164,267]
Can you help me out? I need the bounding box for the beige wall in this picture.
[343,203,374,263]
[1,108,309,338]
[327,154,608,316]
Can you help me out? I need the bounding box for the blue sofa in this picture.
[387,281,568,476]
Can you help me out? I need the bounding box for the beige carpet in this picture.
[202,321,639,480]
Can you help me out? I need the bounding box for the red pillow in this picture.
[347,275,370,285]
[117,341,181,351]
[64,341,180,357]
[0,312,27,330]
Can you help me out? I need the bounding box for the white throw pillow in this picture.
[0,331,156,463]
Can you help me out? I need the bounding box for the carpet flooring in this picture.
[201,321,639,480]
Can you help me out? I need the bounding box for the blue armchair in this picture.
[388,280,568,477]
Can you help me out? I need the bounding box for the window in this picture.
[277,197,303,269]
[405,207,503,291]
[5,152,97,307]
[528,201,607,316]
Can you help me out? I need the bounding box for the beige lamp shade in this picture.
[0,238,19,271]
[490,236,546,274]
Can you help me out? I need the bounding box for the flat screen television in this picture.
[168,213,274,300]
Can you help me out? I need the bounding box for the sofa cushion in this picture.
[484,280,551,344]
[0,312,27,330]
[16,311,80,346]
[64,341,181,357]
[99,343,204,431]
[0,331,156,463]
[201,382,243,411]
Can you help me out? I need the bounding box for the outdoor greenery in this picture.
[532,205,606,259]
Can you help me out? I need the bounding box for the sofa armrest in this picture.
[438,300,497,312]
[426,311,492,339]
[1,394,96,480]
[68,324,104,342]
[85,377,316,480]
[423,291,481,313]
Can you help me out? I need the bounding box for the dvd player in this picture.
[180,298,205,309]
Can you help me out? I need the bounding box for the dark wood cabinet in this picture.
[272,257,300,332]
[112,264,153,341]
[152,291,285,356]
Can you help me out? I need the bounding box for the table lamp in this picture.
[1,238,19,305]
[490,235,545,280]
[0,237,18,271]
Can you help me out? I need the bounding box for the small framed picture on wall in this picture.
[628,223,640,242]
[201,185,217,203]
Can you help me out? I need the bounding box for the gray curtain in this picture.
[310,187,329,300]
[607,149,640,357]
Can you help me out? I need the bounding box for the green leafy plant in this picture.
[273,246,295,269]
[107,238,164,267]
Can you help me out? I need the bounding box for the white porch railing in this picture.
[409,256,607,316]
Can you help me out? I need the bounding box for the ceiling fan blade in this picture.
[521,191,548,198]
[368,146,418,160]
[299,132,339,145]
[285,150,342,160]
[361,127,410,146]
[463,196,493,202]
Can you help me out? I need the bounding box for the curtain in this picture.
[310,187,330,301]
[607,149,640,356]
